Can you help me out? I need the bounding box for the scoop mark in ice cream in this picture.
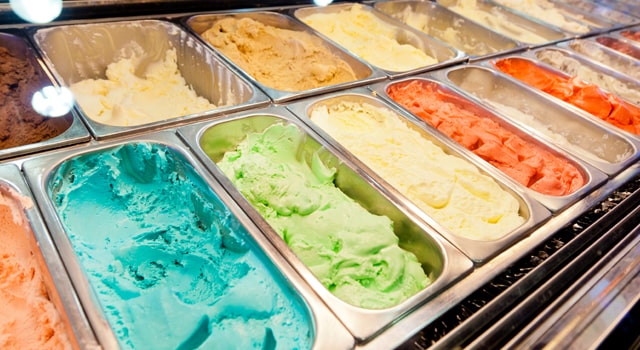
[48,142,313,350]
[211,123,431,309]
[70,48,217,127]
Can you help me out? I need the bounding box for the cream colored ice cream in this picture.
[493,0,591,33]
[448,0,550,44]
[300,4,438,72]
[0,185,73,350]
[569,40,640,82]
[535,49,640,106]
[70,48,217,127]
[200,17,357,92]
[309,100,525,241]
[391,6,497,56]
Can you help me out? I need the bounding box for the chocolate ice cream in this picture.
[0,45,71,150]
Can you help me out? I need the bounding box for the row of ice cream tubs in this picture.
[2,1,640,155]
[1,1,640,349]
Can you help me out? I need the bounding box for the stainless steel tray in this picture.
[293,2,466,79]
[0,31,90,160]
[589,0,640,17]
[436,0,567,47]
[31,19,269,140]
[592,35,640,61]
[526,46,640,98]
[177,105,473,341]
[487,0,611,34]
[286,89,550,263]
[373,0,523,61]
[618,27,640,46]
[561,38,640,82]
[0,163,99,350]
[370,77,608,212]
[559,0,639,27]
[183,10,386,104]
[22,131,354,350]
[482,55,640,141]
[438,63,640,175]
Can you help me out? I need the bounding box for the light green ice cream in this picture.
[211,123,430,309]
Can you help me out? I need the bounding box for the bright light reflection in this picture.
[10,0,62,24]
[31,86,75,118]
[313,0,334,7]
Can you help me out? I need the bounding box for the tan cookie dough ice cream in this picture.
[201,17,358,92]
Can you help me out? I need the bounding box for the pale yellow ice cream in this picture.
[493,0,591,33]
[200,17,357,92]
[70,48,217,127]
[300,4,438,72]
[309,100,525,241]
[448,0,550,44]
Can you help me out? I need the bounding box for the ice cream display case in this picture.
[0,0,640,349]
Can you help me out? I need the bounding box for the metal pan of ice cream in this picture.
[286,89,550,263]
[523,46,640,114]
[183,11,386,104]
[438,62,640,176]
[30,19,269,140]
[22,131,354,350]
[373,0,523,61]
[619,28,640,46]
[484,54,640,143]
[590,0,640,17]
[177,106,473,341]
[0,163,99,350]
[435,0,568,48]
[561,0,639,28]
[595,31,640,62]
[0,31,89,160]
[525,46,640,96]
[486,0,614,35]
[560,38,640,82]
[292,2,466,79]
[370,76,608,212]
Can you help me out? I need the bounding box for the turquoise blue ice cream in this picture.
[47,142,313,350]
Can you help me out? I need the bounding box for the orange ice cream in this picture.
[386,80,585,196]
[621,31,640,43]
[494,57,640,135]
[595,37,640,60]
[0,185,73,350]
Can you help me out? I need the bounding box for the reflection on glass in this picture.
[10,0,62,23]
[31,86,74,117]
[313,0,334,7]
